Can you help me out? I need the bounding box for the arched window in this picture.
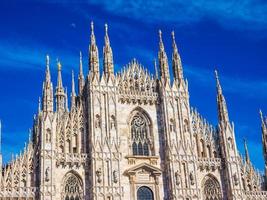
[62,173,83,200]
[137,186,154,200]
[130,112,152,156]
[202,175,222,200]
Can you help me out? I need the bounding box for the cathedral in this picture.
[1,22,267,200]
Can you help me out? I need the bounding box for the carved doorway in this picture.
[137,186,154,200]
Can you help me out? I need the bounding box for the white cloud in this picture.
[86,0,267,30]
[184,64,267,99]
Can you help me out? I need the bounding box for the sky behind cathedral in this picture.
[0,0,267,171]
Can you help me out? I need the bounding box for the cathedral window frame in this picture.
[61,171,84,200]
[128,108,154,157]
[202,174,222,200]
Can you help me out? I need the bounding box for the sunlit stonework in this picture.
[0,23,267,200]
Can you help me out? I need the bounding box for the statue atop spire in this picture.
[103,23,114,78]
[171,31,184,83]
[78,51,84,95]
[215,70,229,124]
[45,55,51,82]
[89,21,100,79]
[244,139,250,163]
[158,30,170,84]
[71,70,76,109]
[42,55,53,113]
[55,59,66,112]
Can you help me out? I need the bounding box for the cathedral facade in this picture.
[1,23,267,200]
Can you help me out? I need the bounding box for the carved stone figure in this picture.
[113,170,118,183]
[45,167,50,182]
[96,168,102,183]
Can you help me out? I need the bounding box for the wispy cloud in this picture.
[184,65,267,99]
[0,40,80,72]
[85,0,267,31]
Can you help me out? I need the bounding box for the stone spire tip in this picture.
[105,23,108,35]
[91,21,94,33]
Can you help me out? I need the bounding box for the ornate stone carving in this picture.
[113,170,118,183]
[175,171,180,186]
[45,167,50,182]
[96,168,102,183]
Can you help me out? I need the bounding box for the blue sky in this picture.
[0,0,267,171]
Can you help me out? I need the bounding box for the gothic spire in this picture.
[103,23,114,78]
[260,110,267,159]
[171,31,184,83]
[42,55,53,113]
[65,87,69,112]
[244,139,250,163]
[45,54,51,82]
[215,70,229,124]
[158,30,170,84]
[0,119,2,153]
[78,51,84,95]
[89,21,100,79]
[71,70,76,109]
[55,60,65,112]
[154,59,158,79]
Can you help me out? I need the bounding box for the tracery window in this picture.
[131,112,152,156]
[137,186,154,200]
[62,173,83,200]
[202,175,222,200]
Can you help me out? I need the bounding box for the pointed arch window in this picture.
[202,175,222,200]
[130,112,152,156]
[62,173,83,200]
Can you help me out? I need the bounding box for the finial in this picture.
[80,51,82,62]
[215,69,221,90]
[91,21,94,33]
[159,29,162,41]
[171,31,175,41]
[46,54,50,69]
[38,97,41,113]
[79,51,84,79]
[105,23,108,35]
[244,138,250,163]
[72,70,75,94]
[28,128,32,143]
[154,59,158,78]
[57,59,62,71]
[215,70,219,80]
[260,109,263,119]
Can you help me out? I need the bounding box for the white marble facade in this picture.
[0,23,267,200]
